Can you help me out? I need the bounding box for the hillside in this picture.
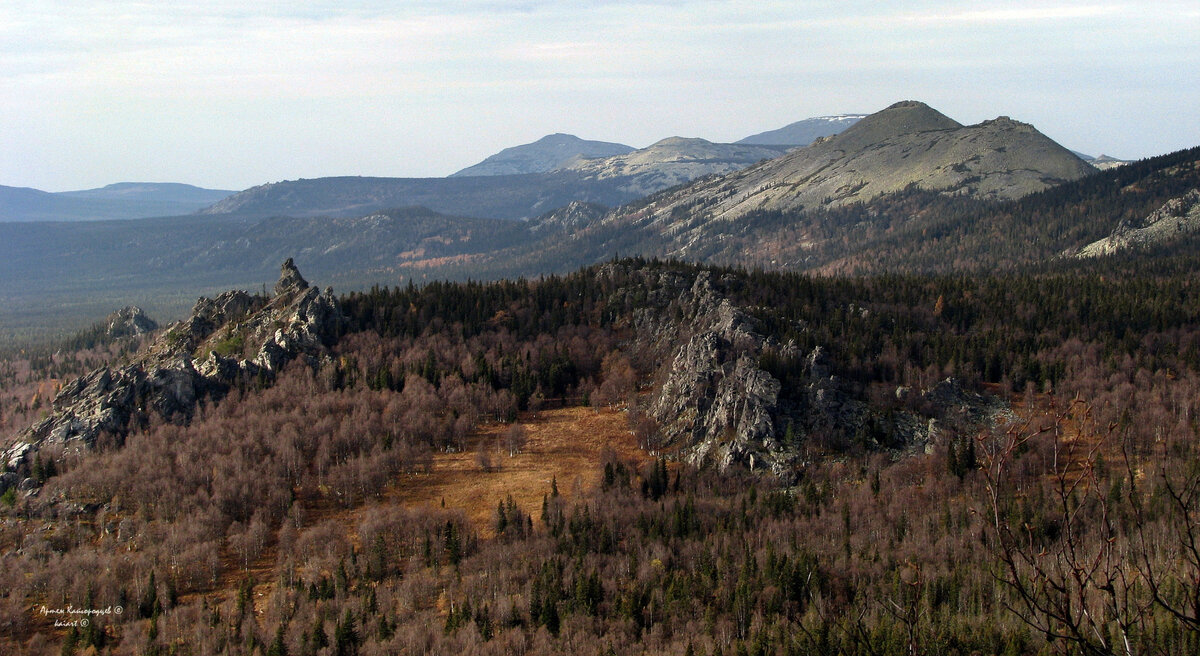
[557,137,787,197]
[0,182,234,222]
[451,133,635,177]
[196,172,637,221]
[0,207,529,344]
[1076,188,1200,257]
[612,101,1095,240]
[3,258,1200,654]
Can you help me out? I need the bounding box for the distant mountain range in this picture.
[598,101,1096,236]
[3,100,1194,342]
[556,137,788,197]
[0,182,233,222]
[450,133,635,177]
[195,173,634,221]
[201,138,788,221]
[736,114,868,146]
[1074,153,1130,170]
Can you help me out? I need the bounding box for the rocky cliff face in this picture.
[2,259,343,482]
[628,268,1000,478]
[104,305,158,339]
[1076,188,1200,257]
[635,270,790,474]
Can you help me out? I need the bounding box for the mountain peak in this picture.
[451,134,635,177]
[823,101,961,153]
[536,133,585,143]
[275,257,310,298]
[883,100,932,110]
[737,114,868,146]
[649,136,714,148]
[849,101,960,134]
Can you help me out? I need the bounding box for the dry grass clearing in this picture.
[233,405,645,616]
[389,405,646,535]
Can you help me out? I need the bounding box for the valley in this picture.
[1,99,1198,655]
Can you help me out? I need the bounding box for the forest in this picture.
[1,256,1199,655]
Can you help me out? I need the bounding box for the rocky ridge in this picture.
[2,259,343,488]
[627,267,1004,478]
[1075,188,1200,257]
[600,101,1096,255]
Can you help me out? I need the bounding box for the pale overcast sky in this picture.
[2,1,1197,191]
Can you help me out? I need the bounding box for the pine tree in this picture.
[334,608,359,656]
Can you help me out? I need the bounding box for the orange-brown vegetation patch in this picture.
[227,405,644,616]
[390,405,646,536]
[997,387,1118,486]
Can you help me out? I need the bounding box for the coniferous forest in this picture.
[2,253,1199,655]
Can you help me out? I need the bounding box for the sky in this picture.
[2,1,1198,192]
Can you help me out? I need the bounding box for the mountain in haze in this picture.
[736,114,867,146]
[0,182,234,222]
[1088,154,1130,170]
[202,140,789,222]
[557,137,788,197]
[197,173,637,221]
[451,133,635,177]
[58,182,234,205]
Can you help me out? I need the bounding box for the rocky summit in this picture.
[619,101,1096,238]
[1,260,343,488]
[104,305,158,339]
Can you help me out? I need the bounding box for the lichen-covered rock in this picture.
[646,271,793,475]
[275,257,309,298]
[105,306,158,338]
[3,260,344,485]
[639,268,990,478]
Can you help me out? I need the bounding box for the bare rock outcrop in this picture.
[104,306,158,338]
[2,260,343,483]
[643,271,792,475]
[638,268,1000,478]
[1076,189,1200,257]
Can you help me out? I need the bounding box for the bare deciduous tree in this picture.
[981,399,1157,656]
[504,424,528,457]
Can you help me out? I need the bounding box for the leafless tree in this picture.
[505,424,529,457]
[980,399,1151,656]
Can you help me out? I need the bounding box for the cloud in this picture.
[1,0,1196,190]
[908,4,1123,24]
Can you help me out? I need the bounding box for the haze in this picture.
[2,0,1197,192]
